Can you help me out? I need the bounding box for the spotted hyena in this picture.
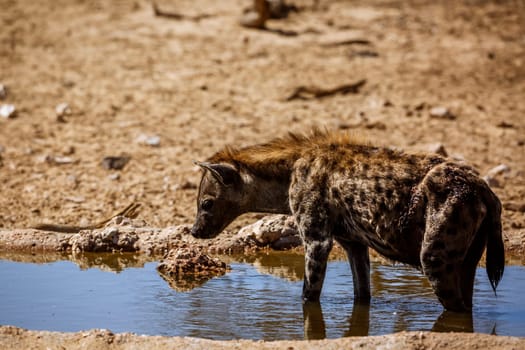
[191,130,504,312]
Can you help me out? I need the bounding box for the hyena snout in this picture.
[190,213,223,239]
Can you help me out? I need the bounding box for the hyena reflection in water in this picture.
[190,130,504,312]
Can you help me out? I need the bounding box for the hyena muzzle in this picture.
[190,130,505,312]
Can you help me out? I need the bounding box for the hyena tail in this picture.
[483,191,505,294]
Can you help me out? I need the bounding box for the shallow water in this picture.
[0,253,524,340]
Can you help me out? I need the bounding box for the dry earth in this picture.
[1,0,525,348]
[1,326,525,350]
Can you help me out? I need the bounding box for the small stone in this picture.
[55,102,70,117]
[364,121,387,130]
[0,84,6,99]
[429,106,456,120]
[65,196,85,203]
[504,202,525,213]
[337,121,359,130]
[136,133,161,147]
[45,155,76,165]
[486,164,510,178]
[66,174,79,188]
[54,156,75,164]
[101,156,130,170]
[450,153,465,163]
[100,227,119,242]
[108,173,120,181]
[414,102,427,111]
[0,104,16,119]
[425,143,448,157]
[179,181,197,190]
[484,164,510,188]
[496,121,514,129]
[62,145,75,155]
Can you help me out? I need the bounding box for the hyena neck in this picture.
[242,172,292,214]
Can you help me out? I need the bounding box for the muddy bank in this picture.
[0,215,300,255]
[0,214,524,263]
[1,326,524,350]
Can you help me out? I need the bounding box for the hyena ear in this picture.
[194,161,241,187]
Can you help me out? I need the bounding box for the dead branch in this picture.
[321,39,372,47]
[285,79,366,101]
[152,2,211,21]
[32,202,142,233]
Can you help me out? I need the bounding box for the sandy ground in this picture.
[1,0,524,236]
[2,326,525,350]
[1,0,525,348]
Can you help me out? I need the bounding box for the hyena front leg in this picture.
[302,235,333,302]
[290,170,334,303]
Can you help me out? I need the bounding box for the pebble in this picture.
[44,155,76,165]
[484,164,510,188]
[55,102,70,117]
[66,174,79,188]
[497,121,515,129]
[486,164,510,178]
[65,196,86,203]
[504,202,525,213]
[424,143,448,157]
[0,104,16,119]
[101,156,130,170]
[429,106,456,120]
[108,173,121,181]
[240,11,266,28]
[136,133,161,147]
[179,180,197,190]
[0,84,6,99]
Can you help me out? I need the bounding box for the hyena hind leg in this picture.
[421,245,465,312]
[460,212,489,309]
[421,203,485,312]
[459,233,486,310]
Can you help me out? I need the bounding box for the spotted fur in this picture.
[191,129,504,312]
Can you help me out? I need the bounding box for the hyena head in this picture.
[191,162,245,239]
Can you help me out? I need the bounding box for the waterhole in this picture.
[1,252,524,340]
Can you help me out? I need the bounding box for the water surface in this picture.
[0,253,523,340]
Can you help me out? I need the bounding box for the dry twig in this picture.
[285,79,366,101]
[152,2,210,21]
[32,202,142,233]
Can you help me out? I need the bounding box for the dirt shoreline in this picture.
[1,326,524,350]
[0,217,523,263]
[0,213,522,280]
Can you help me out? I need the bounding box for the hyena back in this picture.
[191,130,504,312]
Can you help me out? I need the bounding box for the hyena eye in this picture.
[201,199,214,211]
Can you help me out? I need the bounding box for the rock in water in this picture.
[157,248,230,291]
